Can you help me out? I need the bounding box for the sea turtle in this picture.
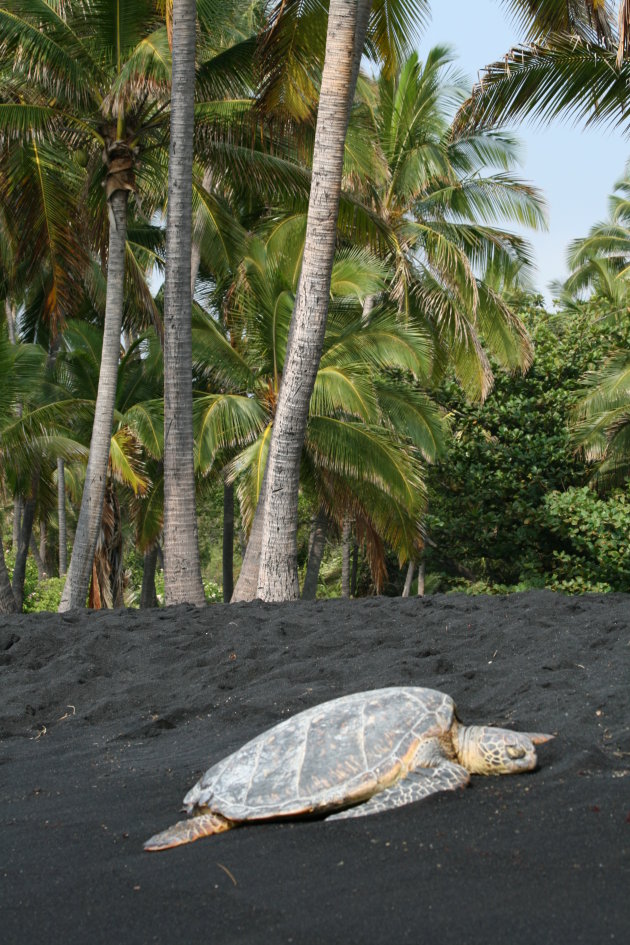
[144,686,553,851]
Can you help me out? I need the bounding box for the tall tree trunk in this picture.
[417,559,425,597]
[257,0,368,601]
[163,0,205,607]
[12,496,22,550]
[39,518,48,575]
[231,460,269,601]
[5,297,16,344]
[12,473,39,611]
[350,537,358,597]
[30,531,48,582]
[57,458,67,576]
[6,300,22,551]
[222,481,234,602]
[402,559,414,597]
[301,507,328,600]
[59,189,128,611]
[141,544,159,609]
[88,483,124,609]
[0,526,17,613]
[341,517,352,598]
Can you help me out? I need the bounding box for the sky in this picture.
[420,1,629,302]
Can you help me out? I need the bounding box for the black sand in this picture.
[1,591,629,944]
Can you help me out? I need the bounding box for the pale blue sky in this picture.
[420,1,629,301]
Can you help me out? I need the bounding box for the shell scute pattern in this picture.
[185,687,455,821]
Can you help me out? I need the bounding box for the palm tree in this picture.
[255,0,379,600]
[54,320,164,606]
[356,48,544,400]
[162,0,206,605]
[193,236,445,597]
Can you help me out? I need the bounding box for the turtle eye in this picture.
[506,745,526,759]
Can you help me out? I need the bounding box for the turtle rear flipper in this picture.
[144,812,233,851]
[326,762,470,820]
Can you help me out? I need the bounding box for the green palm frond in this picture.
[474,281,534,372]
[305,416,422,510]
[499,0,614,44]
[373,380,448,461]
[0,5,101,107]
[132,470,163,550]
[0,138,88,329]
[193,393,268,475]
[106,27,171,111]
[321,311,432,378]
[192,175,248,278]
[122,399,164,459]
[572,350,630,486]
[108,427,149,495]
[227,424,273,530]
[457,37,629,135]
[192,306,258,392]
[329,247,389,299]
[195,36,257,100]
[310,366,379,421]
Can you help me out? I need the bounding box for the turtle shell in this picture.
[183,686,455,821]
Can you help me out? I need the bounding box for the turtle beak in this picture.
[527,732,554,745]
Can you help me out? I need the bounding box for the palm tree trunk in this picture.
[222,482,234,602]
[341,517,352,598]
[0,526,17,613]
[163,0,205,607]
[301,507,328,600]
[12,496,22,550]
[30,531,48,582]
[350,537,358,597]
[231,472,266,601]
[57,458,67,576]
[402,559,414,597]
[59,189,128,611]
[257,0,367,601]
[39,519,48,574]
[141,544,159,609]
[12,473,39,611]
[417,559,425,597]
[6,301,22,551]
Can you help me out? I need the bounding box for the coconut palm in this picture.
[163,0,206,605]
[355,47,545,400]
[49,321,168,608]
[254,0,431,600]
[192,236,446,598]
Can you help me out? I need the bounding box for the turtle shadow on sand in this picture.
[144,686,553,850]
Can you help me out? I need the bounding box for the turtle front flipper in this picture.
[326,762,470,821]
[144,811,233,851]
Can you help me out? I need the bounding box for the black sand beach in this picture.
[1,591,629,944]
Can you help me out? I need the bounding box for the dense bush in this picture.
[425,299,630,592]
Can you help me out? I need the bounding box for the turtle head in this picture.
[455,724,554,775]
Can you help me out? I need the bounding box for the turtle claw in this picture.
[144,812,232,851]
